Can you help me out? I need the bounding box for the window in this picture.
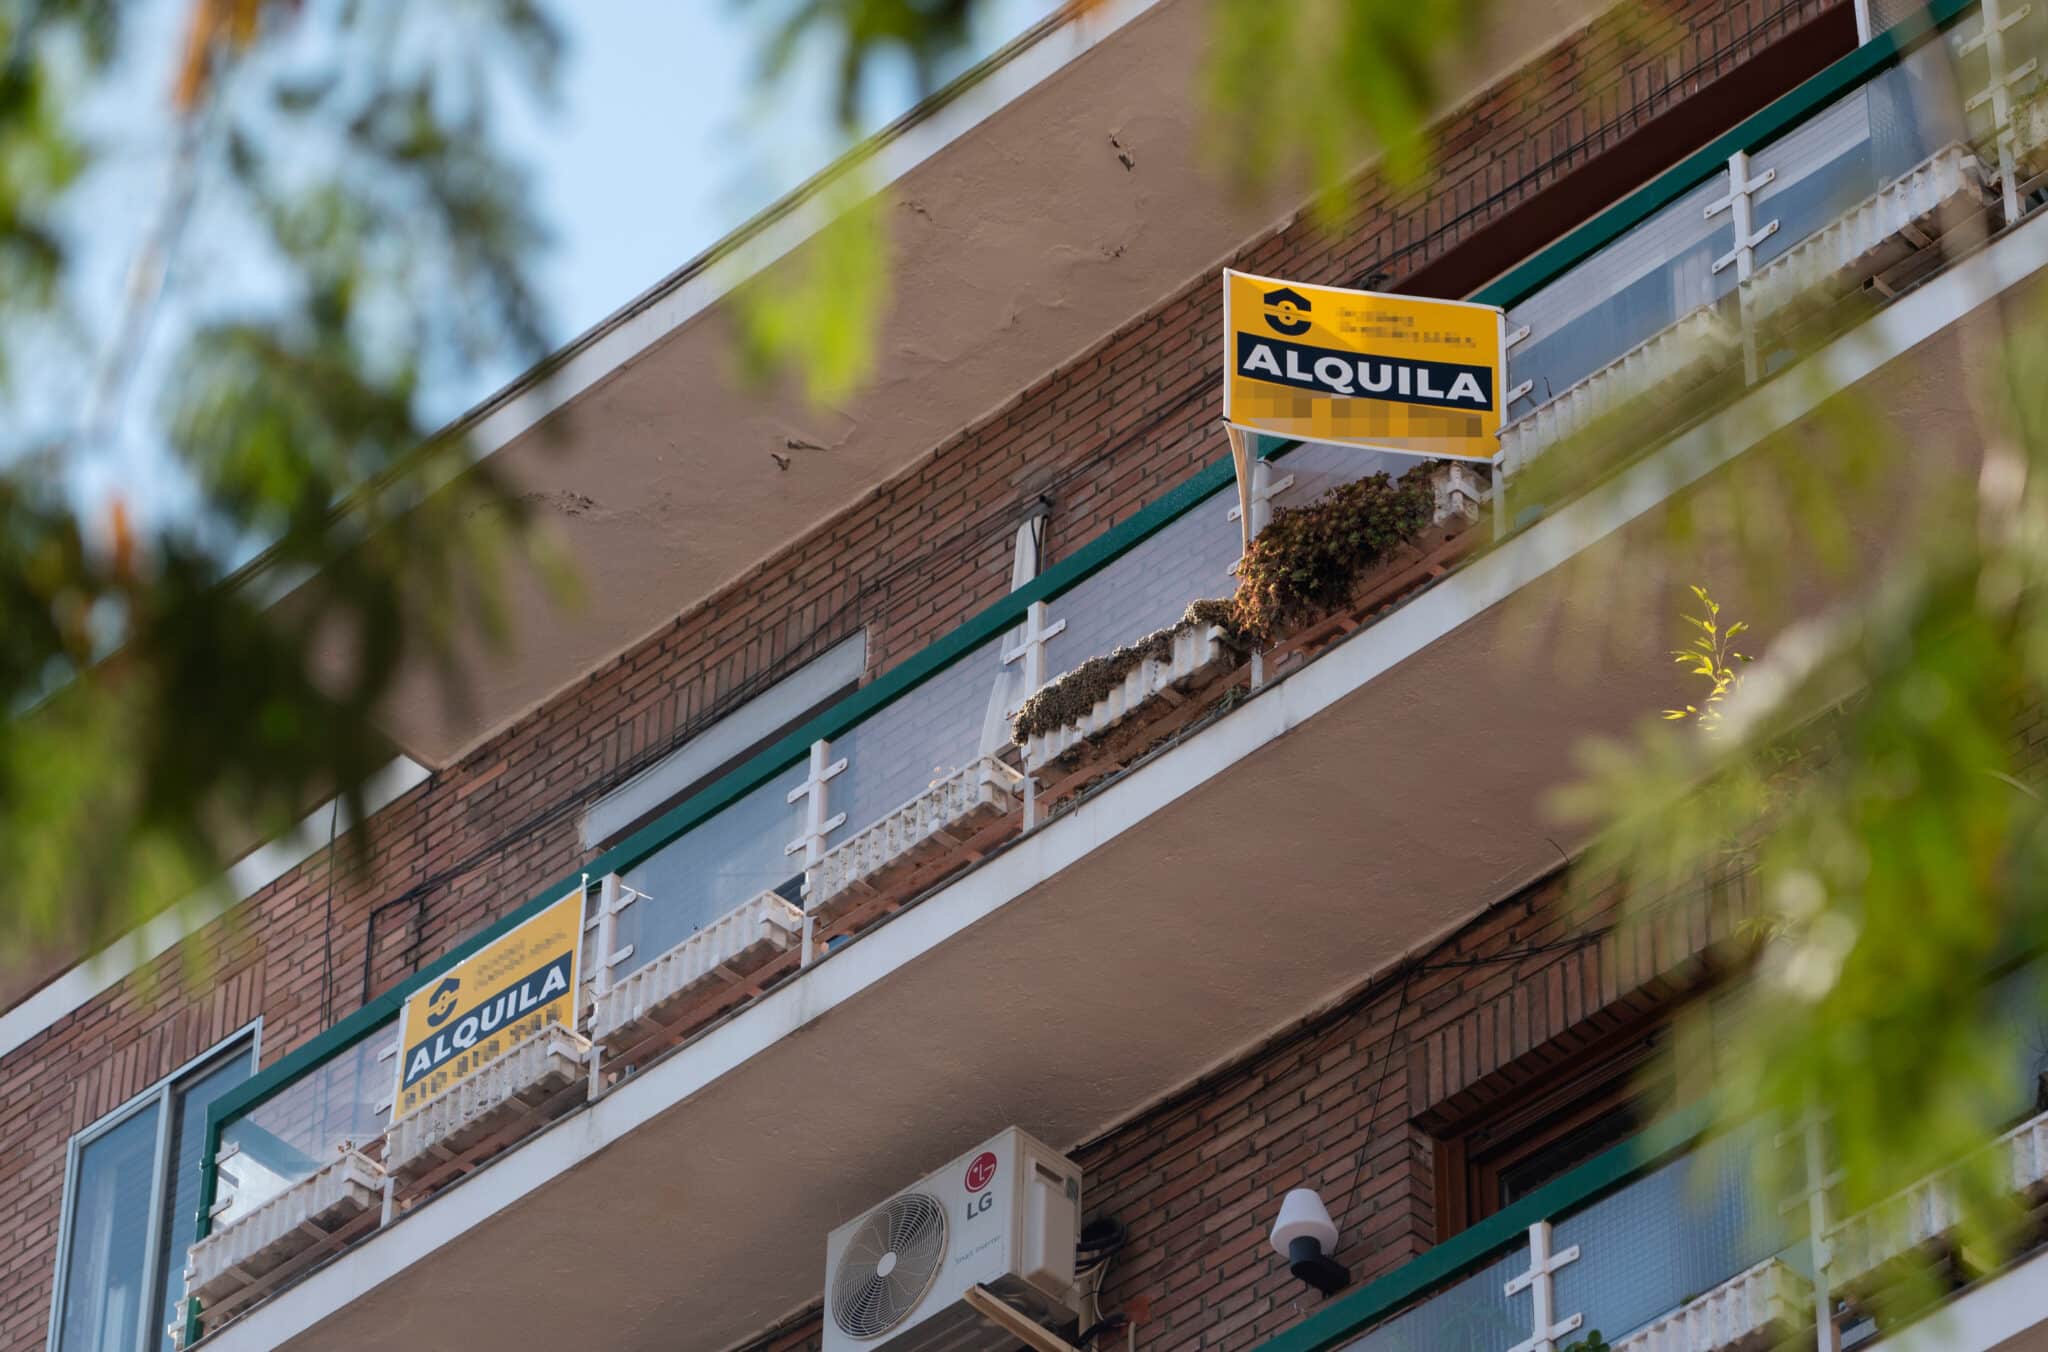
[1431,1021,1674,1237]
[580,632,867,850]
[49,1028,257,1352]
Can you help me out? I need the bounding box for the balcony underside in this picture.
[205,220,2044,1352]
[341,0,1613,766]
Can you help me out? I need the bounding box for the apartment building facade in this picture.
[10,0,2048,1350]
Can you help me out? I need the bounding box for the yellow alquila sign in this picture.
[1222,269,1504,461]
[392,889,583,1120]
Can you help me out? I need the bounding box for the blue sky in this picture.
[520,0,1060,347]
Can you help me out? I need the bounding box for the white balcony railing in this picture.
[590,889,802,1051]
[183,1149,384,1327]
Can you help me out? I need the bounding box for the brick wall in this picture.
[1072,866,1746,1352]
[0,0,1847,1346]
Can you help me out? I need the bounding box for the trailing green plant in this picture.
[1229,466,1438,644]
[1008,470,1447,743]
[1009,600,1242,743]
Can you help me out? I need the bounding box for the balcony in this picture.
[1263,1098,2048,1352]
[175,2,2048,1348]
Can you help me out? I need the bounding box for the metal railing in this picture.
[182,0,2025,1340]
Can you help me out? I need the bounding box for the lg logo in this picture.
[963,1151,998,1221]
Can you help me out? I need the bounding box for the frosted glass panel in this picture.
[1750,50,1961,272]
[1266,443,1414,512]
[617,765,808,973]
[1552,1132,1780,1342]
[217,1027,391,1224]
[1506,171,1735,415]
[1043,485,1242,680]
[1337,1243,1530,1352]
[832,633,1007,833]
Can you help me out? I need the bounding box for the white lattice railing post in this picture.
[1708,151,1781,284]
[787,738,848,966]
[1494,320,1533,537]
[373,1031,399,1121]
[1002,600,1067,713]
[1224,457,1296,549]
[1962,0,2035,221]
[1778,1111,1842,1352]
[1708,150,1781,384]
[584,872,642,1003]
[1002,601,1065,819]
[1504,1220,1584,1352]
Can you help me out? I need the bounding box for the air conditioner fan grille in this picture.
[831,1192,949,1340]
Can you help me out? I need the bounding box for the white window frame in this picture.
[46,1020,260,1352]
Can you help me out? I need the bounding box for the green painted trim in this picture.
[1253,1102,1716,1352]
[1472,0,1973,311]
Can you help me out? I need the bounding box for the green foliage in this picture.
[1230,466,1436,643]
[1204,0,1488,215]
[1008,470,1439,742]
[1009,598,1242,744]
[1663,585,1749,730]
[730,175,891,404]
[0,0,569,958]
[755,0,978,126]
[1548,290,2048,1291]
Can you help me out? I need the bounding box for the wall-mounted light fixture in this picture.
[1270,1188,1350,1296]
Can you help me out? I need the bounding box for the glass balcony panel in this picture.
[1549,1127,1785,1343]
[1872,43,1973,181]
[1749,49,1964,273]
[1041,482,1243,681]
[1949,0,2048,151]
[1266,443,1417,512]
[615,764,809,976]
[1505,171,1734,418]
[214,1026,394,1225]
[830,632,1011,828]
[1336,1242,1531,1351]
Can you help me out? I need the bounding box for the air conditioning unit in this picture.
[823,1126,1084,1352]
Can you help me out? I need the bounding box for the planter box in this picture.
[591,890,803,1056]
[386,1026,590,1191]
[183,1149,383,1323]
[1022,624,1250,815]
[1746,143,1988,328]
[1023,626,1237,771]
[1025,467,1481,812]
[1259,500,1486,676]
[808,756,1024,927]
[1498,305,1737,467]
[1828,1105,2048,1292]
[1612,1258,1808,1352]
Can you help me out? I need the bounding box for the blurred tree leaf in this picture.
[0,0,569,962]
